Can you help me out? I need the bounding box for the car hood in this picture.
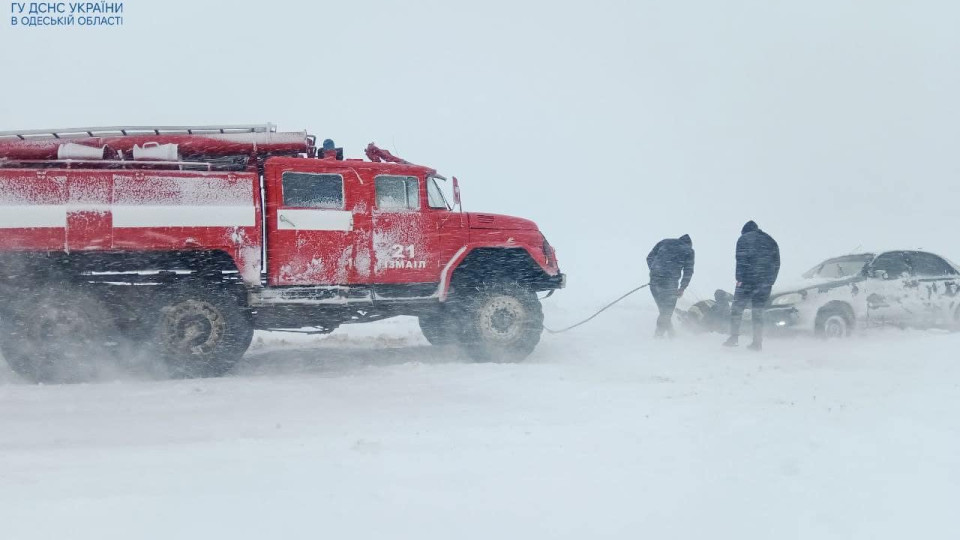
[466,212,539,230]
[772,275,866,299]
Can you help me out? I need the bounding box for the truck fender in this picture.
[438,242,547,302]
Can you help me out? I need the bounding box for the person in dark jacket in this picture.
[647,234,695,337]
[724,221,780,350]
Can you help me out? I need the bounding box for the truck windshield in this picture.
[427,176,451,210]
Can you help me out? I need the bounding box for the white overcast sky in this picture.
[1,0,958,303]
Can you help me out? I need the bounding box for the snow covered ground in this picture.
[1,298,958,540]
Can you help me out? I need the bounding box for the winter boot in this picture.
[748,314,763,351]
[723,336,738,347]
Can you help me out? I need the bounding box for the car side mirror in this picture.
[452,176,462,208]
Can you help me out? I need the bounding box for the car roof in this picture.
[872,250,960,272]
[808,250,960,277]
[820,253,875,262]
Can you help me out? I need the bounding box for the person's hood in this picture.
[679,234,692,246]
[741,220,759,234]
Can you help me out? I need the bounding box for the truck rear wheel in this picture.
[457,283,543,362]
[150,285,253,378]
[0,289,120,383]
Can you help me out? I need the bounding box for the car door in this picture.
[863,251,913,326]
[265,162,366,286]
[370,174,442,296]
[902,251,960,327]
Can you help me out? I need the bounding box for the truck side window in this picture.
[375,175,419,211]
[282,172,344,209]
[427,177,449,209]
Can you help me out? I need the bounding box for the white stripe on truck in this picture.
[112,205,256,228]
[0,205,255,228]
[0,205,67,228]
[277,209,353,231]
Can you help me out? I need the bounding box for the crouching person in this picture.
[647,234,694,338]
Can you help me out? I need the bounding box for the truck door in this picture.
[264,162,369,286]
[370,174,442,294]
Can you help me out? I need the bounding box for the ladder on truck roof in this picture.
[0,123,277,141]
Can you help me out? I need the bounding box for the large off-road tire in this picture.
[456,283,543,362]
[0,289,120,383]
[149,285,253,378]
[815,304,854,339]
[418,308,460,346]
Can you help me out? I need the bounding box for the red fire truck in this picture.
[0,124,564,382]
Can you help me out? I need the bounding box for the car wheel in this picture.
[815,304,853,339]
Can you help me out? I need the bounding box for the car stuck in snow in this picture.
[766,251,960,337]
[682,251,960,338]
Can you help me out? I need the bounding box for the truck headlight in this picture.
[541,234,554,265]
[771,292,803,306]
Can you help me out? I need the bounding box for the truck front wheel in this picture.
[151,285,253,378]
[457,283,543,362]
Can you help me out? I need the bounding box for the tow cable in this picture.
[276,283,652,336]
[542,283,650,334]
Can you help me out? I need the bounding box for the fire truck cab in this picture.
[0,124,564,382]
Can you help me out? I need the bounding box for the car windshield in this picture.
[427,175,451,210]
[802,254,875,279]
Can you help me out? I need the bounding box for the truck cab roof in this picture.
[266,156,437,178]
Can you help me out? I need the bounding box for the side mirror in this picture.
[452,176,462,208]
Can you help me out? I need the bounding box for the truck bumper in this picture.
[531,271,566,294]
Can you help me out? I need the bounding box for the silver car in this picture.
[766,251,960,337]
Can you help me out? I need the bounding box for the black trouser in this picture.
[649,279,679,336]
[730,283,772,342]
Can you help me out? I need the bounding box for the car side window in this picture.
[870,252,910,280]
[282,172,344,209]
[908,252,957,277]
[375,175,420,211]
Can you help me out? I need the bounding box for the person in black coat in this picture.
[647,234,695,337]
[724,221,780,350]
